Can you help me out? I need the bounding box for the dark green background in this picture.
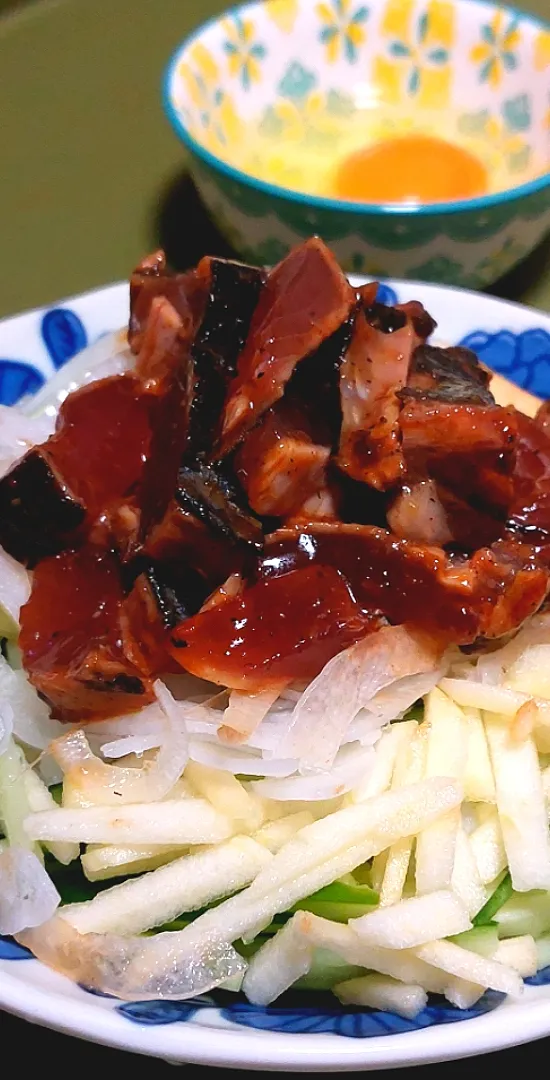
[0,0,549,316]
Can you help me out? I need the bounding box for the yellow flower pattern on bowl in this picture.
[316,0,369,64]
[470,9,521,87]
[374,0,453,107]
[164,0,550,287]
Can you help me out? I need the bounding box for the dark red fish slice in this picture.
[0,299,195,561]
[337,310,421,490]
[169,564,376,691]
[261,522,549,643]
[217,238,355,457]
[400,401,517,456]
[19,548,153,723]
[235,403,331,518]
[143,499,238,586]
[507,410,550,544]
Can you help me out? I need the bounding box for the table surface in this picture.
[2,0,550,1069]
[1,0,550,319]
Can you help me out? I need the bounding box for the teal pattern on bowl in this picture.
[163,0,550,287]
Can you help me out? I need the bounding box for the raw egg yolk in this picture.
[334,134,488,204]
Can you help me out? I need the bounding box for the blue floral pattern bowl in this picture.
[0,277,549,1067]
[163,0,550,287]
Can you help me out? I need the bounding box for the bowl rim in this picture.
[162,0,550,218]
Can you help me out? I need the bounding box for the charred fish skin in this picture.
[188,257,266,459]
[176,463,264,552]
[400,343,495,406]
[0,450,86,566]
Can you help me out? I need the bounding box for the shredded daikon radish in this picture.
[185,761,265,831]
[484,713,550,891]
[492,935,537,978]
[451,827,488,918]
[335,974,427,1019]
[242,912,315,1005]
[352,891,471,950]
[63,836,272,936]
[415,689,466,894]
[463,707,495,802]
[440,678,529,717]
[378,721,426,906]
[348,722,413,803]
[81,843,189,882]
[297,915,459,998]
[469,811,507,884]
[252,811,314,853]
[23,769,78,865]
[414,939,522,997]
[24,798,234,846]
[168,779,461,948]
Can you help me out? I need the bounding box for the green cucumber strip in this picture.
[448,924,499,957]
[291,879,378,922]
[293,899,377,922]
[495,892,550,939]
[296,880,379,906]
[473,872,513,926]
[296,948,365,990]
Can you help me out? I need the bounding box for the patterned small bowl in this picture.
[163,0,550,287]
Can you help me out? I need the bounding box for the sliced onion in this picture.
[88,702,170,742]
[0,656,64,749]
[251,742,377,801]
[50,684,188,806]
[348,667,447,740]
[18,915,246,1000]
[0,547,31,637]
[0,847,60,934]
[100,733,162,759]
[188,738,298,777]
[22,330,133,420]
[242,713,295,754]
[0,405,54,478]
[274,626,442,770]
[220,688,282,742]
[0,702,13,756]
